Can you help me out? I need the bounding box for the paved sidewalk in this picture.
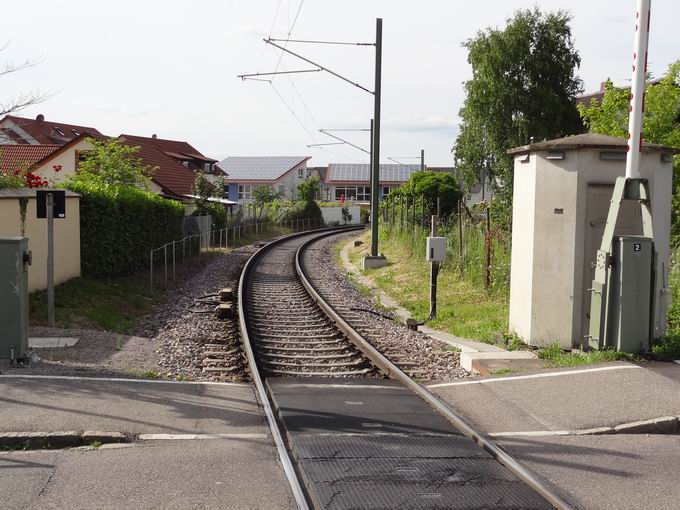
[429,361,680,509]
[0,375,294,510]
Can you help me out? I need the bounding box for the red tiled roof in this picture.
[1,114,105,145]
[121,136,196,198]
[120,134,217,163]
[0,127,27,144]
[0,144,61,173]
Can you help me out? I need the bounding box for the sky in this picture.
[1,0,678,167]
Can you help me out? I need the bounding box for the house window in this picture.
[278,185,285,195]
[334,186,370,202]
[383,187,390,197]
[298,168,304,178]
[75,150,91,169]
[203,162,213,172]
[238,184,252,200]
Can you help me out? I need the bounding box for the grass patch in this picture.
[651,336,680,360]
[537,344,639,367]
[438,344,461,353]
[90,440,102,449]
[490,368,513,375]
[141,370,161,379]
[343,229,508,343]
[30,274,160,334]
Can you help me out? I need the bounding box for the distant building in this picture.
[0,114,105,145]
[322,163,421,203]
[219,156,314,204]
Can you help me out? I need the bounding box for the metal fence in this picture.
[149,217,324,290]
[380,197,511,293]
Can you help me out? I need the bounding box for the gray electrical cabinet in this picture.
[0,237,31,359]
[607,236,653,353]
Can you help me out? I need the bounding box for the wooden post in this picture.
[458,200,464,275]
[485,206,491,289]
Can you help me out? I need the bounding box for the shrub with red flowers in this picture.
[0,164,49,190]
[24,170,49,189]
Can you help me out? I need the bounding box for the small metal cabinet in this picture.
[607,235,653,353]
[0,237,30,359]
[426,237,447,262]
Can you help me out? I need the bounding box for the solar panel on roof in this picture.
[327,163,420,183]
[219,156,309,180]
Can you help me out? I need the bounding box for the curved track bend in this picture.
[238,227,573,510]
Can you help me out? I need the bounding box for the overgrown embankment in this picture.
[346,214,510,344]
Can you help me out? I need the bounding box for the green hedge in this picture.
[283,201,323,222]
[67,181,184,277]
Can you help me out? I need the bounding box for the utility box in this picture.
[508,134,674,349]
[607,236,653,352]
[0,237,31,359]
[426,237,447,262]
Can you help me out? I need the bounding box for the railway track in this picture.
[238,227,573,510]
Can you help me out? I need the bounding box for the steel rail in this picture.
[295,231,576,510]
[237,225,364,510]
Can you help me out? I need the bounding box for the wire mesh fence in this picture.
[149,217,324,290]
[380,196,511,293]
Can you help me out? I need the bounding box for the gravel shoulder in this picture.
[4,246,258,382]
[303,232,469,381]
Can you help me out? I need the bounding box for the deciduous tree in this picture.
[453,8,584,204]
[72,137,154,189]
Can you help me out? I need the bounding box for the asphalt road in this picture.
[0,376,264,434]
[499,434,680,510]
[0,376,294,510]
[430,361,680,509]
[1,439,294,510]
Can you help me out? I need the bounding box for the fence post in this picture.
[172,241,176,281]
[400,195,404,229]
[198,235,201,265]
[458,201,464,275]
[485,206,491,290]
[182,238,186,272]
[411,196,416,231]
[150,250,154,291]
[421,194,425,228]
[164,245,168,288]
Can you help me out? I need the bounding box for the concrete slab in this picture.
[459,350,536,372]
[498,434,680,510]
[0,376,265,435]
[431,362,680,433]
[0,439,295,510]
[418,326,505,353]
[29,337,80,349]
[362,255,388,269]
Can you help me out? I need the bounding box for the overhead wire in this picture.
[272,0,305,82]
[257,0,284,73]
[254,0,367,164]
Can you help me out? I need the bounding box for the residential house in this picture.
[0,116,223,209]
[0,133,198,205]
[117,135,200,203]
[0,132,103,185]
[0,114,104,145]
[121,134,220,176]
[322,163,422,203]
[219,156,314,204]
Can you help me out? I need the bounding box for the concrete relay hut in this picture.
[507,134,674,349]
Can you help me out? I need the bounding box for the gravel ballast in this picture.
[302,232,469,381]
[5,247,258,382]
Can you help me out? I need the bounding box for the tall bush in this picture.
[66,181,184,277]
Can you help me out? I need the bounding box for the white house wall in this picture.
[34,138,95,185]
